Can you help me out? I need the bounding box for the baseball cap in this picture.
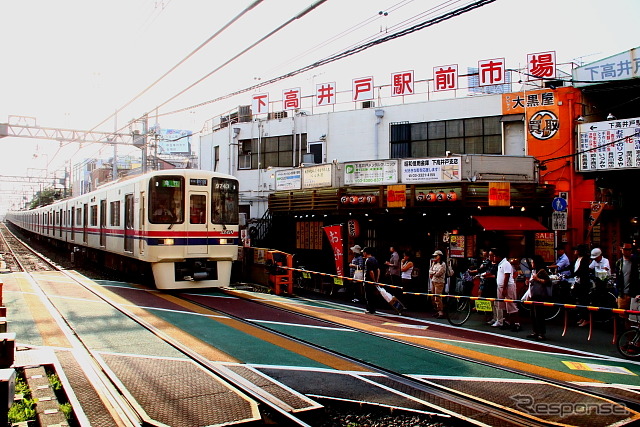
[590,248,602,259]
[432,250,443,256]
[350,245,361,253]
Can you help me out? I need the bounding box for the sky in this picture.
[0,0,638,212]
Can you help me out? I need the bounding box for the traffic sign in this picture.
[552,197,567,212]
[552,211,567,230]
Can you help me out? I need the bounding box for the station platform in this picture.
[6,271,640,426]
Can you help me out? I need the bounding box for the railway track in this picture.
[1,222,319,426]
[174,287,640,426]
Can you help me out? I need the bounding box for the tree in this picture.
[29,188,62,209]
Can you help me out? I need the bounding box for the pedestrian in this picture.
[572,244,592,327]
[589,247,611,280]
[385,245,402,288]
[527,255,553,341]
[429,250,447,319]
[548,245,571,276]
[615,243,640,329]
[491,247,522,332]
[348,245,364,302]
[480,250,499,324]
[362,247,380,314]
[400,251,414,291]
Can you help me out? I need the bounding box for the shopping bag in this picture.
[376,285,393,303]
[376,285,406,312]
[353,268,364,281]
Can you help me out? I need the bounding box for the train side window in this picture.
[190,195,206,224]
[90,205,98,227]
[110,201,121,226]
[76,207,82,226]
[149,176,184,224]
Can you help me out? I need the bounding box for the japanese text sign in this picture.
[573,47,640,87]
[352,76,374,101]
[527,51,556,80]
[252,93,269,115]
[400,157,461,183]
[275,169,302,191]
[478,58,505,86]
[578,118,640,172]
[386,185,406,208]
[283,88,301,110]
[391,71,414,96]
[433,64,459,91]
[323,224,344,276]
[316,82,336,106]
[344,160,398,186]
[488,182,510,206]
[302,164,332,188]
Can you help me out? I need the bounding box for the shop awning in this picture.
[474,216,547,231]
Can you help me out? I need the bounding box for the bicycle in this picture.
[617,297,640,359]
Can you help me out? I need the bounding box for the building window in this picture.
[213,146,219,171]
[390,116,502,158]
[238,134,307,170]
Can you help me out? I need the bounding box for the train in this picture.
[5,169,240,289]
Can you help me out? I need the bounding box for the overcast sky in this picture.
[0,0,638,211]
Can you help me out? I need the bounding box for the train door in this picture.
[99,199,107,247]
[71,207,75,240]
[139,192,145,255]
[124,194,134,253]
[187,192,208,254]
[83,203,88,243]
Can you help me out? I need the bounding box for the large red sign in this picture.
[323,224,344,276]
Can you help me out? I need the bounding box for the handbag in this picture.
[353,267,364,281]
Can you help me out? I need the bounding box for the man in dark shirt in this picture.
[615,242,640,328]
[362,247,380,314]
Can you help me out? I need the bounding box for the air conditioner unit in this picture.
[268,111,288,120]
[362,101,375,109]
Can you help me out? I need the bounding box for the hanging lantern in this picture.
[447,190,458,202]
[416,192,426,202]
[436,191,446,202]
[349,195,358,204]
[348,219,360,238]
[340,195,349,204]
[366,195,377,204]
[426,191,436,202]
[357,195,366,204]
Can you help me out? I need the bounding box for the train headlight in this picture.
[160,238,174,245]
[220,239,228,244]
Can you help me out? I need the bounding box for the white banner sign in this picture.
[578,118,640,172]
[302,164,332,188]
[344,160,398,186]
[275,169,302,191]
[400,157,461,183]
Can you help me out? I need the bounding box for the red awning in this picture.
[474,216,547,231]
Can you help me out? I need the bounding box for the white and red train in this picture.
[5,169,240,289]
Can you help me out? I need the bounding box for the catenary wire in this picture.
[89,0,265,133]
[156,0,497,118]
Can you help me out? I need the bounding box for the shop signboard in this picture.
[488,182,510,206]
[275,169,302,191]
[400,157,461,183]
[323,224,344,277]
[302,164,332,188]
[386,185,406,208]
[578,118,640,172]
[449,235,465,258]
[344,160,398,186]
[534,232,555,263]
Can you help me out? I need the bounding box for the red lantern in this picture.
[436,191,446,202]
[349,195,358,204]
[367,195,377,204]
[447,190,458,202]
[426,191,436,202]
[417,192,426,202]
[340,195,349,204]
[357,195,366,204]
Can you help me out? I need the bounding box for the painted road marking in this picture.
[563,361,637,376]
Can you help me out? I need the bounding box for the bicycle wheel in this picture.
[519,300,561,321]
[589,290,617,323]
[617,329,640,359]
[445,296,471,326]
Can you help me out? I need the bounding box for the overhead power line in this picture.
[158,0,497,118]
[89,0,265,133]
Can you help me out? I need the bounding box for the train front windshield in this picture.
[149,176,185,224]
[212,178,239,225]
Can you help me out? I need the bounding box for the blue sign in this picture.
[552,197,567,212]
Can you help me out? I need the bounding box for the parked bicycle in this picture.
[617,297,640,359]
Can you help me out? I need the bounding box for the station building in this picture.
[198,47,640,276]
